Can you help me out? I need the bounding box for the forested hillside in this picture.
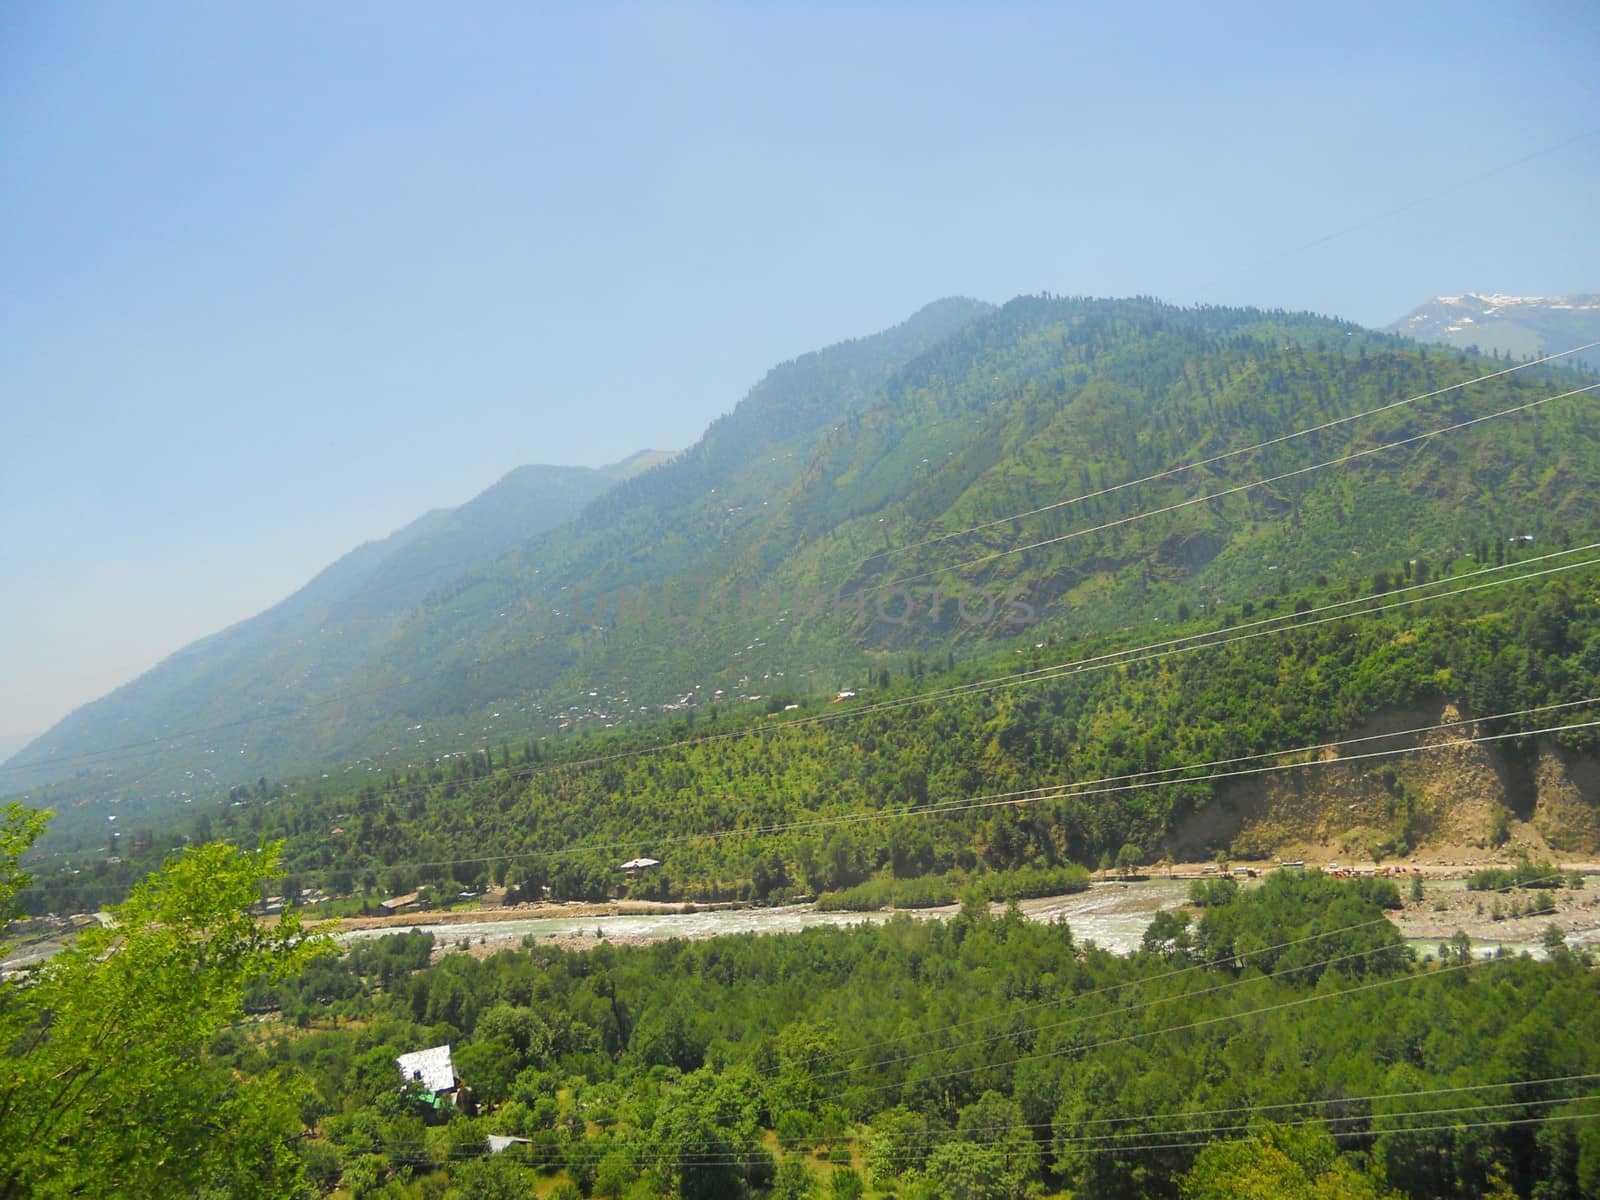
[11,293,1600,859]
[268,295,1600,796]
[4,298,992,848]
[227,567,1600,903]
[23,558,1600,917]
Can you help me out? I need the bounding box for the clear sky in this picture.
[2,0,1597,752]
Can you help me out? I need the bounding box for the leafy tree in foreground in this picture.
[0,803,49,934]
[0,826,328,1198]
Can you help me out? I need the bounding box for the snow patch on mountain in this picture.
[1385,292,1600,372]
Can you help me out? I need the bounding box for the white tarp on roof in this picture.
[620,857,660,870]
[396,1044,455,1093]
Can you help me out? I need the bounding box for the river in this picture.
[11,876,1588,976]
[336,879,1197,956]
[336,874,1600,962]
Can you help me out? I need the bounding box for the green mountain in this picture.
[1386,292,1600,372]
[13,293,1600,851]
[3,458,650,829]
[351,296,1597,740]
[7,298,993,846]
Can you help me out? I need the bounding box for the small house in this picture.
[395,1044,475,1114]
[396,1044,456,1095]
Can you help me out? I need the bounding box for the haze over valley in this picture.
[5,5,1600,1198]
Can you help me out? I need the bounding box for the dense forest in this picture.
[7,822,1599,1198]
[240,872,1600,1200]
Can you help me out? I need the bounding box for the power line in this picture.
[876,381,1599,592]
[17,387,1598,934]
[787,870,1582,1087]
[1061,1109,1600,1159]
[759,1087,1600,1156]
[926,551,1600,716]
[369,1082,1600,1166]
[10,375,1592,786]
[842,124,1600,591]
[1057,1071,1600,1135]
[814,941,1421,1088]
[22,699,1595,908]
[267,546,1600,823]
[826,887,1589,1104]
[852,339,1600,569]
[53,539,1544,856]
[333,371,1599,775]
[28,677,1594,911]
[623,1072,1600,1159]
[319,380,1600,779]
[794,913,1404,1068]
[17,128,1600,801]
[844,957,1481,1103]
[348,707,1600,874]
[1060,1093,1600,1150]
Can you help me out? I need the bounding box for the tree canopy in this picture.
[0,824,328,1198]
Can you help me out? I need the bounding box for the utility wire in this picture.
[853,339,1600,568]
[15,134,1598,789]
[221,871,1591,1174]
[787,869,1582,1084]
[336,362,1598,773]
[326,534,1600,789]
[1066,1110,1600,1159]
[827,887,1587,1100]
[25,690,1597,907]
[369,1083,1600,1166]
[337,706,1600,874]
[354,553,1600,834]
[845,957,1480,1102]
[246,546,1600,822]
[10,371,1591,784]
[813,941,1421,1087]
[877,381,1599,592]
[1056,1070,1600,1135]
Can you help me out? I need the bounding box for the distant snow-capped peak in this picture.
[1416,292,1599,318]
[1385,291,1600,371]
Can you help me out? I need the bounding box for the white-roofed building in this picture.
[395,1044,456,1095]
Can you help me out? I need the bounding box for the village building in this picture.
[394,1044,475,1113]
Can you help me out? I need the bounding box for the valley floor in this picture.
[300,849,1600,964]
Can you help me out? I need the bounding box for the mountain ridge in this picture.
[4,456,646,798]
[5,299,995,842]
[1386,291,1600,371]
[13,293,1600,852]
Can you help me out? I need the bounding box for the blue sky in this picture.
[2,0,1597,750]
